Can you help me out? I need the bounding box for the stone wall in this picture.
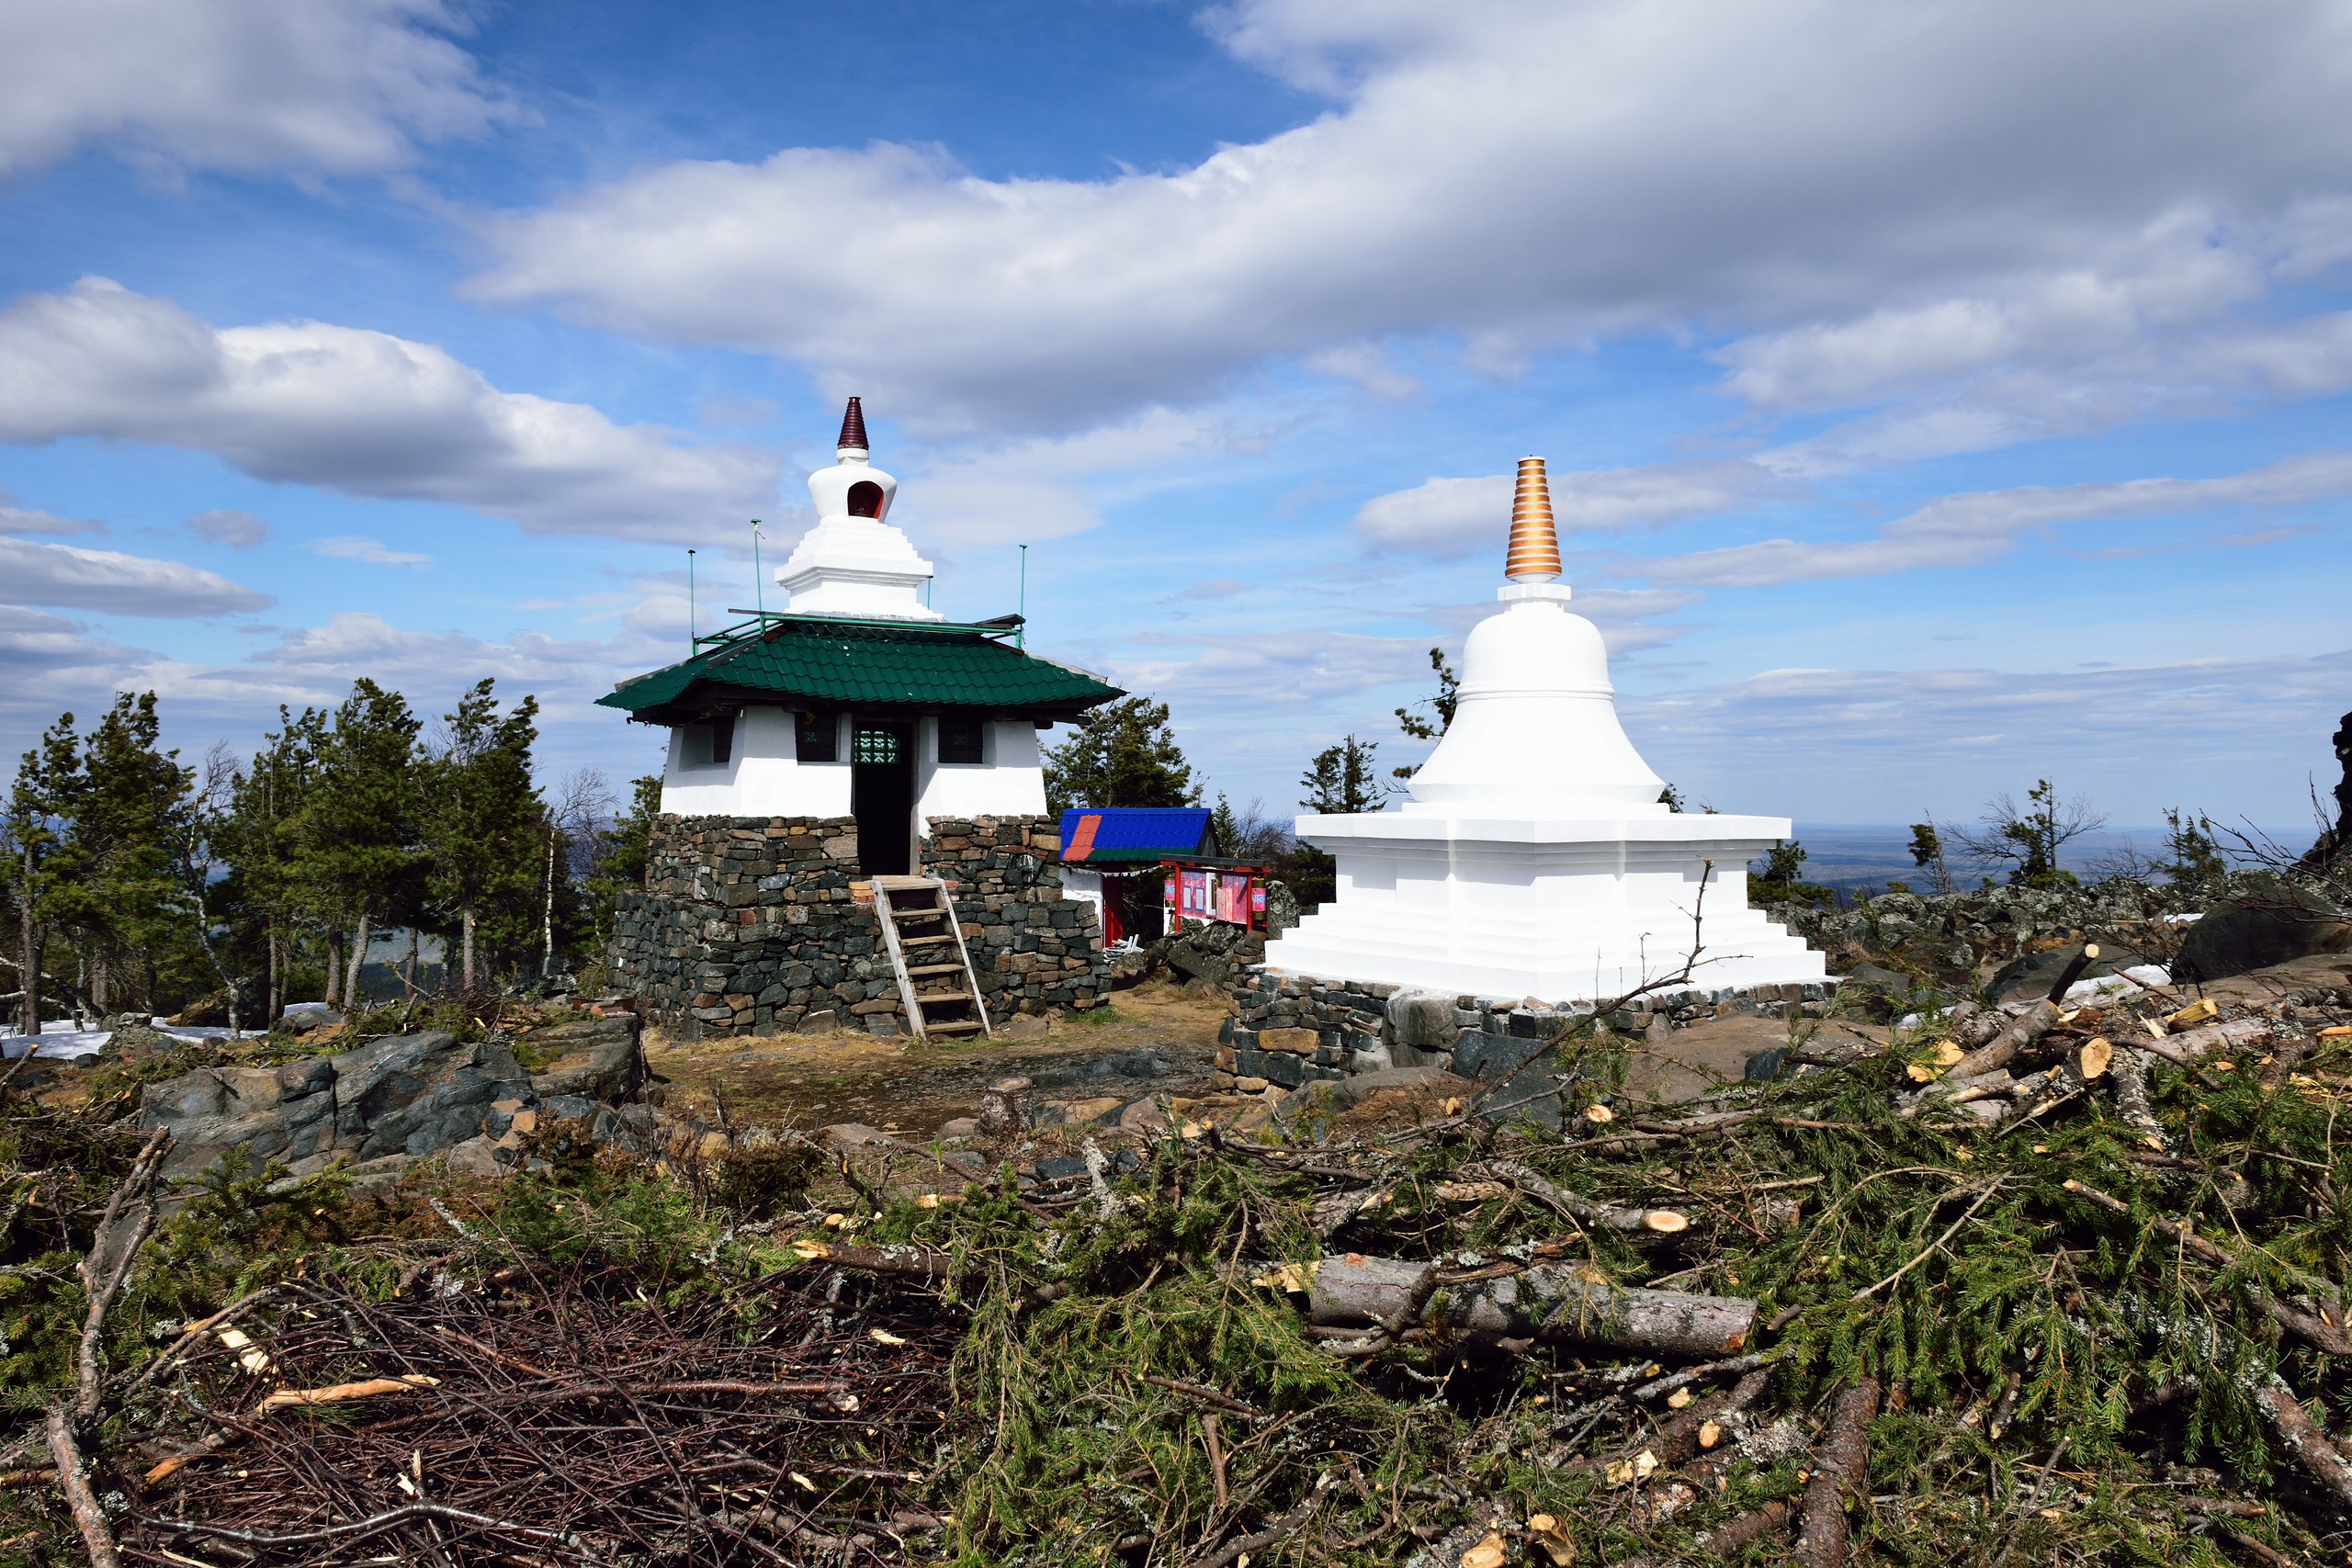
[1216,967,1838,1101]
[608,814,1108,1036]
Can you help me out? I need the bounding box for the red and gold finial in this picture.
[1504,456,1561,581]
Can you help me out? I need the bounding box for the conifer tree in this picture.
[1042,697,1199,812]
[36,695,191,1015]
[5,716,82,1032]
[419,680,544,990]
[226,708,326,1019]
[307,681,423,1008]
[1300,736,1391,815]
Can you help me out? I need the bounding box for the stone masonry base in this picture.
[1215,967,1841,1100]
[608,814,1109,1037]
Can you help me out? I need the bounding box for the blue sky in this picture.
[2,0,2348,840]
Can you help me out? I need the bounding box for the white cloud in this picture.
[1623,647,2352,824]
[1358,460,1777,554]
[316,534,429,567]
[0,503,103,536]
[0,0,508,177]
[1645,450,2352,588]
[1724,215,2352,473]
[0,535,274,616]
[0,277,779,542]
[1114,627,1436,708]
[1181,578,1251,601]
[186,508,270,547]
[1305,344,1421,402]
[470,0,2352,435]
[0,608,130,676]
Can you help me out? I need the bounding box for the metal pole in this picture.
[752,520,763,617]
[1018,543,1027,649]
[687,548,696,650]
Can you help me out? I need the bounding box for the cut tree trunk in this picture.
[1944,999,2060,1082]
[462,906,477,991]
[1792,1375,1881,1568]
[1309,1256,1758,1358]
[2141,1016,2269,1066]
[325,931,345,1008]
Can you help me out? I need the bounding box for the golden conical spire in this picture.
[1504,456,1562,581]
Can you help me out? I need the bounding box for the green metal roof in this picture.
[598,614,1124,721]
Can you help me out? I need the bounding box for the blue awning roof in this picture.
[1059,807,1218,863]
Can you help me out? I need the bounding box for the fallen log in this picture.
[1309,1256,1757,1358]
[2045,944,2102,1002]
[2252,1375,2352,1508]
[2139,1016,2269,1067]
[1792,1376,1880,1568]
[1585,1367,1774,1477]
[1944,1000,2060,1083]
[1464,1159,1690,1234]
[1695,1499,1792,1558]
[2109,1047,2167,1148]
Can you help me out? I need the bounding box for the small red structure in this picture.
[1161,862,1274,932]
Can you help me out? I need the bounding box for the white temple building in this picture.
[599,400,1123,874]
[1262,457,1825,1001]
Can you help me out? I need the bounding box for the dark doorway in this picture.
[851,720,916,877]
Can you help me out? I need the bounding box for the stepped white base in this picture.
[1264,810,1826,1002]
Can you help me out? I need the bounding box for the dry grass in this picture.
[642,979,1231,1134]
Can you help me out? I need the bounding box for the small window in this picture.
[796,711,838,762]
[938,715,984,765]
[681,717,734,768]
[854,726,901,765]
[847,479,885,518]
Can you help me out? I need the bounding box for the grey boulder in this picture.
[2178,874,2352,982]
[517,1013,646,1103]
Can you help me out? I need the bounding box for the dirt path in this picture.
[643,980,1231,1135]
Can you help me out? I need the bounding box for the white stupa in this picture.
[773,396,943,622]
[1262,458,1825,1001]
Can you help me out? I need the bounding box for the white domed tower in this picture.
[775,397,943,621]
[1261,457,1824,1000]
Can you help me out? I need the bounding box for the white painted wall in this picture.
[655,709,1046,821]
[915,717,1048,821]
[657,709,852,817]
[1060,865,1105,927]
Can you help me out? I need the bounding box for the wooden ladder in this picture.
[870,876,993,1042]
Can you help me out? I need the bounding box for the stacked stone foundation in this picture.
[609,814,1109,1037]
[1216,968,1841,1095]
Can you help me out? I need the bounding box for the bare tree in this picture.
[173,742,244,1036]
[543,770,614,979]
[1946,779,2108,887]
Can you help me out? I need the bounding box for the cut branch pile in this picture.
[120,1268,956,1564]
[10,949,2352,1566]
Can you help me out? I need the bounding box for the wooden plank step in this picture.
[908,963,966,977]
[889,906,947,922]
[899,932,955,946]
[925,1019,986,1034]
